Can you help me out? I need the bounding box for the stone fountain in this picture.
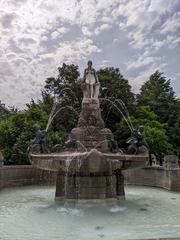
[29,61,149,201]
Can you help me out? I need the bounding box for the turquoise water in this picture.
[0,186,180,240]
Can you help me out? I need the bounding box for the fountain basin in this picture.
[29,150,148,172]
[0,185,180,240]
[29,149,148,200]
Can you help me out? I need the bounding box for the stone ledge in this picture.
[0,165,56,189]
[123,167,180,191]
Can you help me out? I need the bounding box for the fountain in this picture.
[29,60,149,201]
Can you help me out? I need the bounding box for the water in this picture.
[100,98,134,132]
[46,105,74,131]
[0,186,180,240]
[46,87,78,131]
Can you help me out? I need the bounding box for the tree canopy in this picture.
[0,64,179,165]
[114,106,173,160]
[0,106,48,165]
[97,67,135,131]
[137,70,180,155]
[137,70,176,122]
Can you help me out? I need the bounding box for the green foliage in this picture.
[97,67,135,131]
[144,126,173,159]
[0,65,179,165]
[0,106,48,165]
[134,106,157,121]
[48,131,68,146]
[40,63,82,132]
[137,70,176,123]
[137,71,180,154]
[0,105,10,121]
[165,99,180,155]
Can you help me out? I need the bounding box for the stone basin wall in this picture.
[123,166,180,191]
[0,164,180,192]
[0,165,57,189]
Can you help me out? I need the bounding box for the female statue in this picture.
[83,60,99,99]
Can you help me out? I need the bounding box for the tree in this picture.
[0,106,48,165]
[97,67,135,131]
[0,101,10,120]
[137,70,180,154]
[137,70,176,123]
[114,106,173,160]
[167,99,180,156]
[40,63,82,132]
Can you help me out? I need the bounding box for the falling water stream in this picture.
[100,98,134,132]
[46,87,79,132]
[46,105,76,132]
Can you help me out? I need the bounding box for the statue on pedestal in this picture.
[82,60,100,99]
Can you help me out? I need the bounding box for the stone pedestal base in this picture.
[54,149,125,200]
[70,127,113,152]
[55,172,125,200]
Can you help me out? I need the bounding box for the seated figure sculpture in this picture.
[82,60,100,99]
[28,124,49,154]
[127,125,149,154]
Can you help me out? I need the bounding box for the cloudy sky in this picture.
[0,0,180,108]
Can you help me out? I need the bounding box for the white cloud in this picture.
[54,38,101,63]
[148,0,180,14]
[129,62,168,93]
[97,59,110,68]
[51,27,68,40]
[161,12,180,34]
[127,56,159,70]
[0,0,179,108]
[81,26,92,37]
[113,38,119,44]
[94,23,111,35]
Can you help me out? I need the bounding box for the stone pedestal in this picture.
[55,149,125,200]
[164,155,179,169]
[55,173,125,200]
[70,98,114,152]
